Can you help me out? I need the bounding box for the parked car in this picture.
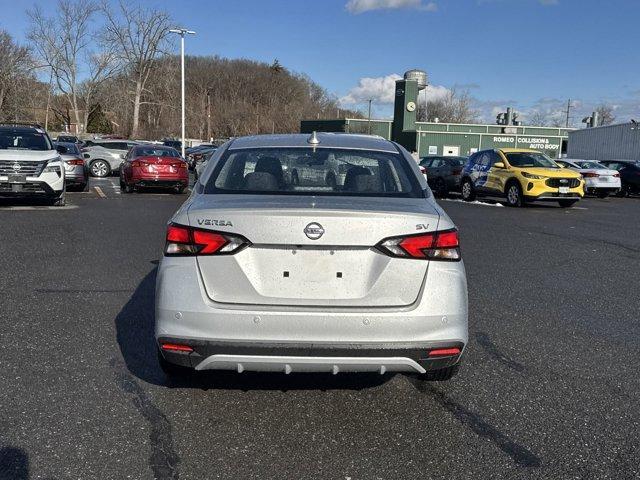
[56,135,80,144]
[419,155,467,197]
[555,159,621,198]
[188,146,217,170]
[156,133,468,381]
[598,160,640,197]
[460,148,584,207]
[162,139,182,150]
[54,141,89,192]
[0,122,65,205]
[82,139,140,177]
[119,145,188,193]
[193,148,218,180]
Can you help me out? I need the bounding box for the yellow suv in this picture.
[460,148,584,207]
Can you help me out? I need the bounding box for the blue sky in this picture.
[2,0,639,124]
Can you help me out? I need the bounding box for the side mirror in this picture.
[493,162,505,169]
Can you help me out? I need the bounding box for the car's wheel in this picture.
[505,181,524,207]
[558,199,578,208]
[415,365,460,382]
[174,186,185,194]
[434,178,448,198]
[157,349,193,378]
[615,187,628,197]
[460,179,475,201]
[50,189,66,207]
[90,160,110,178]
[82,180,90,192]
[597,191,609,199]
[124,183,134,193]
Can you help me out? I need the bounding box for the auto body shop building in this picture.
[301,71,571,159]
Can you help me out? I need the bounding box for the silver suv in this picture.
[156,133,468,381]
[0,123,65,206]
[82,139,140,177]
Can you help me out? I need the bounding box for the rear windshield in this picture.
[505,152,559,168]
[0,130,52,151]
[575,161,604,169]
[133,146,180,158]
[204,147,423,198]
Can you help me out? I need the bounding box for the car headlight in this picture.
[521,172,547,180]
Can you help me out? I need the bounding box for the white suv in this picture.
[0,123,65,206]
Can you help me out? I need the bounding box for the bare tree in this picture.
[528,110,549,127]
[0,30,33,117]
[27,0,107,133]
[417,88,478,123]
[595,103,615,126]
[102,1,173,138]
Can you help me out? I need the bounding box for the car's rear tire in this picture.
[82,181,90,192]
[505,181,524,207]
[174,186,185,194]
[434,178,448,198]
[461,179,475,201]
[558,199,578,208]
[416,365,460,382]
[615,187,628,197]
[157,349,193,378]
[124,183,134,193]
[90,160,110,178]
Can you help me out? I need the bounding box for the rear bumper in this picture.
[131,176,188,188]
[155,256,468,373]
[158,338,464,373]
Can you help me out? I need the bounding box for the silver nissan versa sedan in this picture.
[155,133,468,381]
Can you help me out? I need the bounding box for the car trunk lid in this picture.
[188,195,441,307]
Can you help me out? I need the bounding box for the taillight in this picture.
[165,223,250,256]
[582,172,599,178]
[377,229,461,261]
[65,158,84,166]
[131,160,142,167]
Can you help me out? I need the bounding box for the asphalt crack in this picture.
[413,382,542,468]
[111,359,180,480]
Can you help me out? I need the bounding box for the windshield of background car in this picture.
[133,147,180,158]
[576,161,605,169]
[505,152,559,168]
[449,157,467,165]
[58,143,80,155]
[204,147,422,198]
[0,130,52,151]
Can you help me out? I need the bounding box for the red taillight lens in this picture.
[582,172,599,178]
[164,223,249,256]
[161,343,193,353]
[377,229,461,261]
[428,347,461,357]
[65,158,84,166]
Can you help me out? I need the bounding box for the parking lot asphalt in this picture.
[0,180,638,480]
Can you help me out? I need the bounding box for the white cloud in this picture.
[346,0,437,14]
[340,73,451,107]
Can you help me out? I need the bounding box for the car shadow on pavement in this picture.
[115,268,389,391]
[0,447,28,480]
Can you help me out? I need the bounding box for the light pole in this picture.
[169,28,196,158]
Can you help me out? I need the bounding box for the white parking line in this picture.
[94,186,107,198]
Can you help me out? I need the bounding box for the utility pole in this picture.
[206,89,211,142]
[169,28,196,158]
[565,99,572,128]
[367,99,372,134]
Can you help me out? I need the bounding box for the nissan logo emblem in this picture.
[304,222,324,240]
[12,162,21,172]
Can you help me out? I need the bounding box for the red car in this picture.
[120,145,189,194]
